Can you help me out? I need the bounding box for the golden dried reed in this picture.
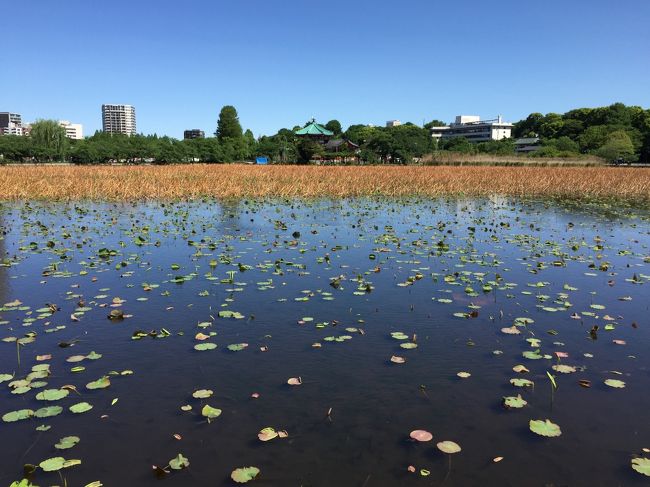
[0,165,648,202]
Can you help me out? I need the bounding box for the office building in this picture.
[102,104,136,135]
[430,115,513,142]
[184,129,205,139]
[386,120,401,128]
[59,121,83,140]
[0,112,23,136]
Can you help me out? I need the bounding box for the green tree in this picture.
[439,136,475,154]
[297,138,323,163]
[325,120,342,135]
[424,119,446,130]
[553,136,580,153]
[30,119,68,162]
[596,130,636,162]
[216,106,243,140]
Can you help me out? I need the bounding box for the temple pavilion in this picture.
[294,119,334,142]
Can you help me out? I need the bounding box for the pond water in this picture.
[0,197,649,487]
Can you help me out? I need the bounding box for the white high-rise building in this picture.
[102,104,136,135]
[59,121,83,140]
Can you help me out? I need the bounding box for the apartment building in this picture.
[59,120,83,140]
[0,112,23,136]
[102,104,136,135]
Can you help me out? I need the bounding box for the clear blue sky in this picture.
[1,0,649,138]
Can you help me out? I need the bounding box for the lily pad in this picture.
[36,389,69,401]
[604,379,626,388]
[34,406,63,418]
[631,457,650,477]
[86,377,111,390]
[169,453,189,470]
[39,457,81,472]
[2,409,34,422]
[437,441,461,454]
[510,378,534,387]
[231,466,260,483]
[69,402,93,414]
[503,395,527,409]
[529,419,562,437]
[258,427,279,441]
[201,404,222,419]
[192,389,213,399]
[55,436,80,450]
[409,430,433,442]
[551,364,576,374]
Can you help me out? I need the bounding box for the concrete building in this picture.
[59,121,83,140]
[184,129,205,140]
[430,115,513,143]
[0,112,23,136]
[102,104,136,135]
[386,120,401,128]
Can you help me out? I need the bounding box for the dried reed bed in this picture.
[421,152,605,166]
[0,165,648,202]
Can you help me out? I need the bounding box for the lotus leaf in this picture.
[529,419,561,437]
[231,466,260,483]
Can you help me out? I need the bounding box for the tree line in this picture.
[1,103,648,164]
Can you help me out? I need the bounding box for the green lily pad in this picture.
[631,457,650,476]
[34,406,63,418]
[201,404,222,419]
[604,379,626,388]
[390,332,408,340]
[194,343,217,351]
[510,378,534,387]
[0,373,14,383]
[39,457,81,472]
[69,402,93,414]
[2,409,34,422]
[503,395,527,409]
[231,466,260,483]
[437,441,461,454]
[400,342,418,349]
[192,389,213,399]
[522,350,543,360]
[55,436,80,450]
[169,453,189,470]
[86,377,111,390]
[36,389,69,401]
[529,419,562,437]
[227,343,248,352]
[551,364,576,374]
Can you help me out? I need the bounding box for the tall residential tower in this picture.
[102,104,136,135]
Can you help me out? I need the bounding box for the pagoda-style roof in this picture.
[295,120,334,136]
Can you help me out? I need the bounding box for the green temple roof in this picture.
[295,120,334,136]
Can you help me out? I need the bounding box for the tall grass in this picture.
[0,164,648,202]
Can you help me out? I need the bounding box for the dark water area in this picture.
[0,197,649,487]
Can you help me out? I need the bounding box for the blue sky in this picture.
[1,0,649,138]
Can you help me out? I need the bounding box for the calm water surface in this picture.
[0,198,649,487]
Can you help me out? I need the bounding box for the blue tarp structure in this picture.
[256,157,269,165]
